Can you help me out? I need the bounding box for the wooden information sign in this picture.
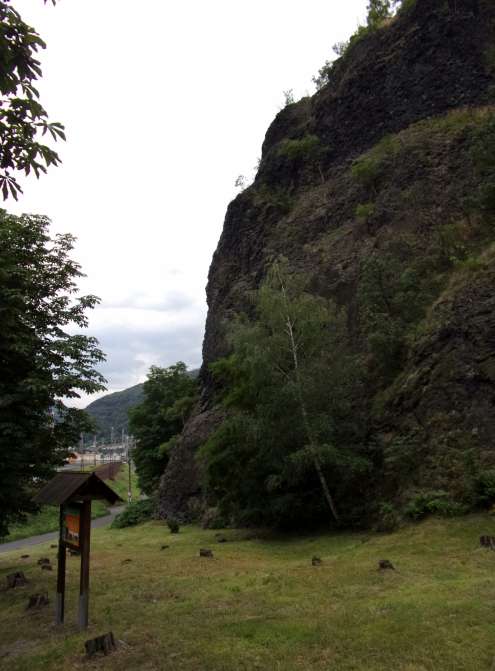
[34,472,122,629]
[62,503,82,548]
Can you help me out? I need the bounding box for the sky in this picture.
[12,0,368,407]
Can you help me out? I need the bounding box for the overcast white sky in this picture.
[12,0,367,407]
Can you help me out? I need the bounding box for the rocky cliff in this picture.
[159,0,495,522]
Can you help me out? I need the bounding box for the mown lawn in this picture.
[0,467,139,544]
[0,515,494,670]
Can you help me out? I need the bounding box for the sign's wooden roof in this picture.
[34,472,123,506]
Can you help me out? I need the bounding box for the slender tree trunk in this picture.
[275,263,340,523]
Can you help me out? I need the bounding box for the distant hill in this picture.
[84,383,144,441]
[84,369,199,441]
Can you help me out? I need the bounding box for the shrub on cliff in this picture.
[313,1,410,90]
[278,135,321,162]
[470,115,495,215]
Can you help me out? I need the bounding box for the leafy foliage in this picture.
[473,470,495,507]
[358,250,419,379]
[0,0,65,199]
[404,491,468,521]
[111,499,154,529]
[366,0,394,29]
[470,116,495,215]
[0,210,106,537]
[313,1,404,91]
[201,259,370,529]
[278,134,321,162]
[351,135,400,193]
[282,89,295,107]
[128,362,198,495]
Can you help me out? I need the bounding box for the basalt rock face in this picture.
[203,0,494,378]
[158,406,225,521]
[159,0,495,520]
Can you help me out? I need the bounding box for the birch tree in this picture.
[203,258,369,528]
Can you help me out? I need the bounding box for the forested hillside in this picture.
[84,384,144,441]
[85,368,200,442]
[159,0,495,529]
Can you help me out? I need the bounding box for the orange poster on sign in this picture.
[63,505,81,548]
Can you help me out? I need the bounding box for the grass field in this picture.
[0,467,139,544]
[0,514,494,670]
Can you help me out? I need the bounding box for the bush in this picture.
[355,202,376,221]
[473,470,495,507]
[167,518,180,533]
[111,499,154,529]
[278,134,321,162]
[375,502,400,532]
[470,114,495,215]
[255,184,295,216]
[201,507,227,530]
[404,491,467,521]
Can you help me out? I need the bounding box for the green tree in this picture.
[202,259,370,529]
[0,0,64,200]
[129,363,198,495]
[0,210,106,537]
[366,0,393,28]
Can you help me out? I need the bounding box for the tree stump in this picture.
[84,632,116,657]
[480,535,495,550]
[27,593,49,609]
[199,548,213,558]
[167,519,180,534]
[378,559,395,571]
[7,572,28,588]
[312,556,322,566]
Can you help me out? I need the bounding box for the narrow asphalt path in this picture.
[0,505,125,555]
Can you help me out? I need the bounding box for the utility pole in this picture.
[80,434,84,472]
[127,436,133,504]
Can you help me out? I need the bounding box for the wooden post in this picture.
[55,505,66,625]
[78,500,91,629]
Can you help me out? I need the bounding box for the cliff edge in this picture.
[159,0,495,522]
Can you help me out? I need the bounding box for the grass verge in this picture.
[0,514,494,670]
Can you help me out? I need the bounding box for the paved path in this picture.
[0,506,125,555]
